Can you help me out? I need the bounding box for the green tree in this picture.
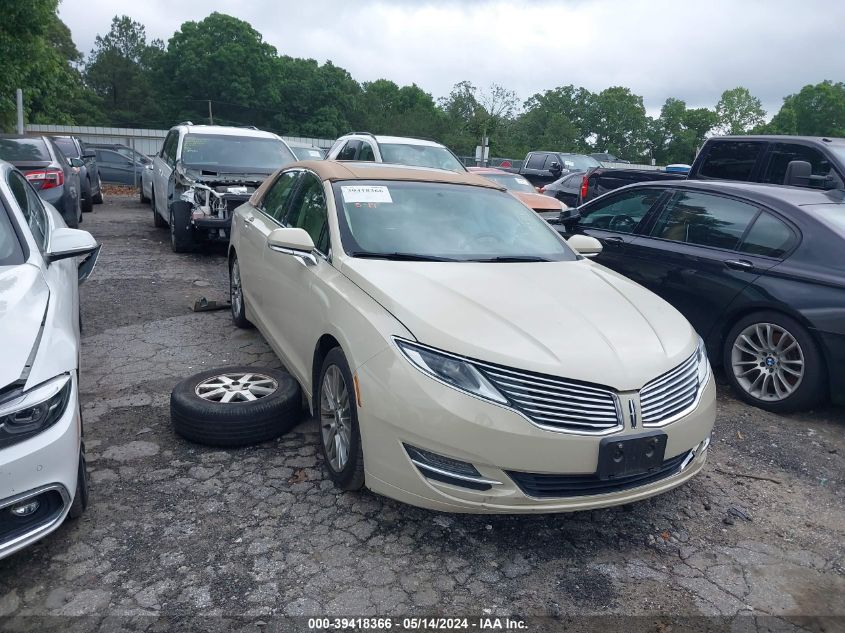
[764,80,845,136]
[589,86,649,160]
[648,99,717,164]
[353,80,444,139]
[715,87,765,135]
[516,85,592,154]
[438,81,519,156]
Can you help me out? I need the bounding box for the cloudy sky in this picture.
[59,0,843,117]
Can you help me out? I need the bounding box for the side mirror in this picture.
[559,208,582,231]
[47,227,101,281]
[82,149,96,159]
[567,234,603,258]
[267,227,316,263]
[784,160,812,187]
[549,161,562,174]
[68,157,84,168]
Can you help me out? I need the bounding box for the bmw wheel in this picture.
[724,311,825,413]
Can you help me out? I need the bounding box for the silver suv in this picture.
[327,133,466,172]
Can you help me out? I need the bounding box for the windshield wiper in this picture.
[350,252,458,262]
[468,255,552,262]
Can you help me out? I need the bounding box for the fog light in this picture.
[10,500,40,517]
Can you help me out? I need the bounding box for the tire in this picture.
[229,254,253,329]
[139,178,150,204]
[151,187,166,228]
[171,366,302,447]
[316,348,365,491]
[169,201,195,252]
[64,195,79,228]
[723,311,826,413]
[81,179,93,213]
[92,177,103,204]
[68,448,89,519]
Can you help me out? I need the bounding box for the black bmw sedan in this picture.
[559,180,845,413]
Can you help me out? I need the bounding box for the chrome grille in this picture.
[475,361,621,433]
[640,352,699,425]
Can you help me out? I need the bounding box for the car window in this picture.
[337,141,361,161]
[284,174,329,254]
[739,212,797,258]
[162,132,178,164]
[650,191,758,250]
[525,153,546,170]
[379,144,465,171]
[698,141,765,181]
[7,170,48,251]
[761,143,844,189]
[543,154,559,170]
[52,137,79,158]
[0,138,51,162]
[262,170,300,222]
[99,150,132,165]
[0,195,25,265]
[579,189,663,233]
[359,142,375,162]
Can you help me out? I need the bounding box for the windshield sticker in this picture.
[515,178,530,186]
[341,185,393,204]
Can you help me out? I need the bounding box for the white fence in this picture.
[25,124,335,157]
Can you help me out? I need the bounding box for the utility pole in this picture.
[16,89,24,134]
[208,100,214,125]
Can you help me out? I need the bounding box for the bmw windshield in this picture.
[333,181,577,262]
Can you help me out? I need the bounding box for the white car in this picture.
[151,123,296,252]
[327,133,467,172]
[0,160,99,558]
[227,161,715,513]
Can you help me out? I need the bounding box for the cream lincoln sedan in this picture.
[227,161,715,513]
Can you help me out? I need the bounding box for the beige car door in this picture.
[260,172,333,387]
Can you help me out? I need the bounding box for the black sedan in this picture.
[560,180,845,413]
[541,171,585,207]
[0,135,82,227]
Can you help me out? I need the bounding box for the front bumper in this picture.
[355,347,716,513]
[0,374,81,559]
[191,215,231,242]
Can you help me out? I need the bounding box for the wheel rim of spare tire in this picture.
[194,372,279,403]
[730,322,804,401]
[320,365,352,472]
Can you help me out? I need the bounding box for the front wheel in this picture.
[151,187,166,227]
[92,176,103,204]
[81,179,93,213]
[229,254,253,329]
[317,348,365,491]
[169,201,195,252]
[68,448,89,519]
[723,311,826,413]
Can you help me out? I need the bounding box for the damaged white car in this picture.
[151,123,297,252]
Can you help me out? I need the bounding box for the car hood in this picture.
[512,191,564,210]
[341,258,696,390]
[0,264,49,389]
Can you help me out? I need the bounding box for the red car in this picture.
[468,167,567,222]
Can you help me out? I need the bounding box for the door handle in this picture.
[602,236,624,245]
[725,259,754,271]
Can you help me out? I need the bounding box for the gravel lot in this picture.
[0,195,842,630]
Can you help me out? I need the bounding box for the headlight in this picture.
[696,336,711,386]
[395,339,507,405]
[0,375,72,449]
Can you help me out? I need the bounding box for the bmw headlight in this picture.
[0,375,72,449]
[696,337,711,386]
[395,339,507,405]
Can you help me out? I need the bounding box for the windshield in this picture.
[0,138,50,162]
[292,146,325,160]
[52,137,79,158]
[379,143,465,172]
[0,202,25,266]
[561,154,601,171]
[333,181,577,262]
[480,173,536,193]
[180,134,296,173]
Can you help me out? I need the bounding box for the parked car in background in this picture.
[327,133,466,172]
[541,171,590,207]
[0,159,100,559]
[577,167,687,205]
[509,151,601,187]
[558,180,845,412]
[227,161,714,512]
[590,152,631,164]
[51,136,102,213]
[468,167,569,222]
[152,123,297,252]
[579,136,845,205]
[140,160,153,204]
[0,136,82,228]
[86,144,151,187]
[287,142,326,161]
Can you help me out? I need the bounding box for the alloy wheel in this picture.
[195,372,278,403]
[230,259,243,318]
[320,365,352,472]
[731,322,805,401]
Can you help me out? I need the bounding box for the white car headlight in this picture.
[0,375,72,448]
[395,339,507,405]
[696,336,711,386]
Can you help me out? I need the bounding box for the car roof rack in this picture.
[177,121,194,126]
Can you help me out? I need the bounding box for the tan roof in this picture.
[251,160,505,205]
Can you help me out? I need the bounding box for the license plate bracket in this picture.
[597,431,668,480]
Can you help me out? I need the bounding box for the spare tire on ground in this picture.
[171,366,302,447]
